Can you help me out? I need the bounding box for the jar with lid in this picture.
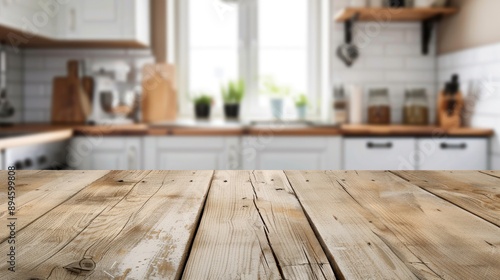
[367,88,391,125]
[333,86,348,124]
[403,88,429,125]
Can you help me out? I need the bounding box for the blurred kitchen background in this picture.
[0,0,499,171]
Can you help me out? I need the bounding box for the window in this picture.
[177,0,327,119]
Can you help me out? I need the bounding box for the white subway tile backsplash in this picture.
[405,57,435,70]
[24,84,48,97]
[385,71,435,83]
[385,44,422,56]
[21,48,155,122]
[24,110,49,123]
[24,96,51,109]
[364,57,404,69]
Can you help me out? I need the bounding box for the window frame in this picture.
[175,0,327,119]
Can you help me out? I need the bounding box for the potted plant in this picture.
[295,94,308,120]
[193,94,213,119]
[260,77,290,120]
[222,79,245,120]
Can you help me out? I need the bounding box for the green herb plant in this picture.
[295,94,308,107]
[222,79,245,104]
[193,94,213,106]
[260,76,291,98]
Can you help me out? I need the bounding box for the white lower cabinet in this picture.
[143,137,240,170]
[69,137,142,170]
[417,138,488,170]
[343,138,417,170]
[241,136,342,170]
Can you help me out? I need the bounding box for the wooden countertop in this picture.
[0,123,494,147]
[1,170,498,279]
[0,129,73,149]
[341,124,495,137]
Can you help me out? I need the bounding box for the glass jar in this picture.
[333,86,348,124]
[403,88,429,126]
[367,88,391,125]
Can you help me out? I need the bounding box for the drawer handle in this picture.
[367,142,393,149]
[440,143,467,150]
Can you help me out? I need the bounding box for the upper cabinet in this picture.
[0,0,56,37]
[0,0,150,48]
[60,0,150,46]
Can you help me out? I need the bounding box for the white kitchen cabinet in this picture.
[0,0,55,37]
[143,137,240,170]
[417,138,488,170]
[241,136,342,170]
[59,0,150,46]
[344,137,417,170]
[69,137,142,170]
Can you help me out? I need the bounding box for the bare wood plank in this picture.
[481,170,500,179]
[334,7,458,22]
[250,171,336,278]
[0,170,152,279]
[0,170,109,241]
[183,170,336,279]
[285,170,418,280]
[0,170,213,280]
[331,171,500,279]
[393,170,500,227]
[182,170,281,279]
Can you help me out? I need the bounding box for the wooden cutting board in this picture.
[51,60,93,124]
[142,64,177,123]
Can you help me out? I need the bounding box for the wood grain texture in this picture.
[285,170,418,280]
[250,171,335,279]
[0,170,109,241]
[393,170,500,227]
[182,170,281,279]
[0,170,213,280]
[334,7,458,22]
[183,170,336,279]
[330,171,500,279]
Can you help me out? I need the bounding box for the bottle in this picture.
[437,74,463,128]
[333,86,348,124]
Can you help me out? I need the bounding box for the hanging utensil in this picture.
[337,15,360,67]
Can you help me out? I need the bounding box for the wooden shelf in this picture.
[335,7,458,22]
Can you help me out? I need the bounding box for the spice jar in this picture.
[333,86,348,124]
[403,88,429,125]
[367,88,391,125]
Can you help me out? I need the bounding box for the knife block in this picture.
[437,91,463,129]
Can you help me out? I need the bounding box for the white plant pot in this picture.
[270,98,284,120]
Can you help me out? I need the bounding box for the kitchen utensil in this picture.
[437,74,463,128]
[0,44,15,120]
[142,64,177,123]
[337,16,359,67]
[51,60,94,124]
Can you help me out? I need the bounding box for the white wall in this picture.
[22,48,155,123]
[2,47,24,124]
[438,42,500,169]
[331,1,437,124]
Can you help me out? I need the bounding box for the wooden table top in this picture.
[0,170,499,279]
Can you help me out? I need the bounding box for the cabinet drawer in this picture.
[344,138,416,170]
[417,138,488,170]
